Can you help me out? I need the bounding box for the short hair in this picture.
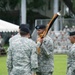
[19,24,30,36]
[20,30,29,36]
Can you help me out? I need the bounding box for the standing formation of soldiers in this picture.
[48,28,73,52]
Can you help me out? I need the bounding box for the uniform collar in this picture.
[72,43,75,47]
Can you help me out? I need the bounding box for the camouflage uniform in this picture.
[9,33,21,45]
[37,35,54,75]
[67,43,75,75]
[7,37,38,75]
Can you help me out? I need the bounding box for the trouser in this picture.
[67,70,75,75]
[67,67,75,75]
[36,72,53,75]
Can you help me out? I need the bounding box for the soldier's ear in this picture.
[73,36,75,39]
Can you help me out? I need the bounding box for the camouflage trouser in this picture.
[36,72,53,75]
[67,67,75,75]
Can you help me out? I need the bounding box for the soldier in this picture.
[0,35,4,47]
[7,25,38,75]
[66,31,75,75]
[9,24,28,45]
[35,25,54,75]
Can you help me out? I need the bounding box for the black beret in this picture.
[19,24,29,29]
[69,31,75,36]
[35,25,46,30]
[19,24,30,33]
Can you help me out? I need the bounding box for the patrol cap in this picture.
[19,24,30,33]
[35,25,46,30]
[69,31,75,36]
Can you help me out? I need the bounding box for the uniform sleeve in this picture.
[8,38,11,46]
[7,46,13,75]
[30,43,38,73]
[70,47,75,57]
[42,37,54,56]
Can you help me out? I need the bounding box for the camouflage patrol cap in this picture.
[19,24,30,33]
[69,31,75,36]
[35,25,46,30]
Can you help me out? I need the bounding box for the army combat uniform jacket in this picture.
[67,43,75,75]
[9,33,21,45]
[7,37,38,75]
[37,35,54,75]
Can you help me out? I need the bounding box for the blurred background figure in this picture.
[0,35,4,47]
[0,34,6,55]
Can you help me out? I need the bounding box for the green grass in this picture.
[53,54,67,75]
[0,54,67,75]
[0,56,8,75]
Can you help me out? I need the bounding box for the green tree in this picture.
[0,0,46,11]
[27,0,45,10]
[8,0,20,10]
[0,0,20,24]
[0,0,7,11]
[63,0,75,14]
[73,0,75,11]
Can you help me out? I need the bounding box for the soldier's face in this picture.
[69,36,75,44]
[37,29,44,35]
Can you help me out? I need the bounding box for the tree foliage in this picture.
[27,0,45,10]
[73,0,75,9]
[9,0,20,9]
[0,0,46,25]
[0,0,7,11]
[0,0,46,11]
[0,0,21,11]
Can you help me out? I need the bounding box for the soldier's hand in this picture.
[37,37,43,43]
[32,73,37,75]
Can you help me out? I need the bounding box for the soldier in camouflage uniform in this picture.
[9,33,20,45]
[9,24,28,45]
[7,25,38,75]
[66,31,75,75]
[35,25,54,75]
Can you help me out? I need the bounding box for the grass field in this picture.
[0,56,8,75]
[53,54,67,75]
[0,54,67,75]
